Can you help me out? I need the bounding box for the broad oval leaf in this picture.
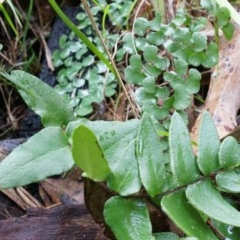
[186,68,201,94]
[216,170,240,193]
[161,189,218,239]
[169,112,200,185]
[136,114,165,197]
[72,125,110,182]
[173,85,191,110]
[186,178,240,226]
[202,42,219,68]
[0,127,73,188]
[104,196,155,240]
[67,119,141,196]
[219,136,240,169]
[103,124,141,196]
[216,0,240,26]
[197,112,220,175]
[0,70,74,127]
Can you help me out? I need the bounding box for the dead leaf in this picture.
[40,178,84,206]
[191,24,240,141]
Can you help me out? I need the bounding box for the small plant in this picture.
[52,0,134,116]
[124,9,217,121]
[0,0,240,239]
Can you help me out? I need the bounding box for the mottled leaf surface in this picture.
[0,70,74,127]
[169,112,200,185]
[104,196,154,240]
[0,127,73,188]
[197,112,220,175]
[186,178,240,226]
[161,189,218,239]
[136,114,165,197]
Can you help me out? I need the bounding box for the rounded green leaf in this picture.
[149,14,162,31]
[161,190,218,239]
[142,76,156,94]
[129,54,142,70]
[174,59,188,75]
[52,50,63,67]
[75,101,93,116]
[216,170,240,193]
[164,40,182,53]
[135,37,149,51]
[134,17,149,36]
[143,45,158,62]
[173,85,191,110]
[186,178,240,227]
[186,68,201,94]
[219,136,240,168]
[191,32,207,52]
[72,125,110,181]
[189,52,206,66]
[190,17,207,32]
[59,35,68,49]
[172,28,191,43]
[197,111,220,175]
[155,56,170,71]
[60,41,82,59]
[82,55,94,67]
[169,112,200,186]
[216,7,231,27]
[173,47,194,62]
[146,31,165,46]
[202,42,219,68]
[104,196,155,240]
[125,66,145,84]
[144,63,161,77]
[123,32,135,54]
[222,22,234,41]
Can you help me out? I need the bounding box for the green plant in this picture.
[0,0,22,37]
[1,69,240,239]
[0,1,240,240]
[124,9,216,122]
[50,0,134,116]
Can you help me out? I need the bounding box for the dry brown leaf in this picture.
[191,25,240,141]
[40,178,84,206]
[1,187,43,210]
